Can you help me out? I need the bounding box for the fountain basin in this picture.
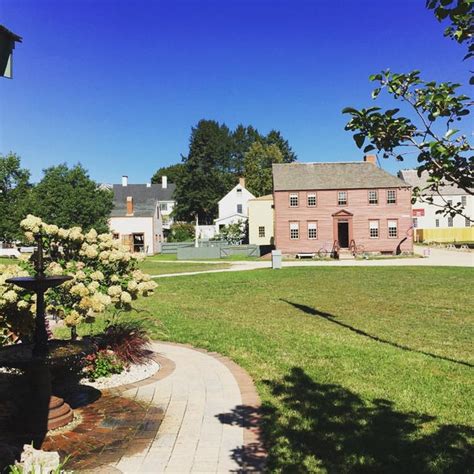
[5,275,72,291]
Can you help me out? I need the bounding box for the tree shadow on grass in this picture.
[260,367,473,473]
[281,299,473,368]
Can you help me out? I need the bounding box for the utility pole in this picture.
[195,214,199,248]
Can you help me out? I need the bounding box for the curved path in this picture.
[101,342,264,473]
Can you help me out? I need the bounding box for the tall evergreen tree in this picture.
[173,120,234,224]
[0,153,32,242]
[264,130,297,163]
[31,164,113,232]
[230,124,262,175]
[151,163,184,185]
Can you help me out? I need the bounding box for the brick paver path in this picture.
[106,342,264,473]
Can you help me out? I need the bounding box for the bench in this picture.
[295,252,316,259]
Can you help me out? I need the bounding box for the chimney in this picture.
[146,182,151,188]
[364,155,377,165]
[239,177,245,188]
[126,196,133,215]
[162,176,168,189]
[122,175,128,186]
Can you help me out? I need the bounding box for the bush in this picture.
[167,222,195,242]
[82,349,123,381]
[97,320,151,366]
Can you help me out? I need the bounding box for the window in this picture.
[237,204,243,214]
[461,196,467,206]
[338,191,347,206]
[435,219,440,228]
[447,199,453,206]
[308,222,317,239]
[369,220,379,238]
[387,189,396,204]
[388,220,398,238]
[448,216,453,227]
[413,218,418,228]
[160,202,168,211]
[258,226,265,237]
[289,193,299,207]
[237,188,242,194]
[290,222,299,239]
[307,193,317,207]
[368,190,378,205]
[465,217,471,227]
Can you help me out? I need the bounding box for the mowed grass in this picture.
[137,259,230,275]
[131,266,473,472]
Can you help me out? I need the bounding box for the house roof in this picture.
[398,169,470,196]
[0,25,22,42]
[272,162,409,191]
[111,183,176,218]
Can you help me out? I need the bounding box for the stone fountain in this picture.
[0,234,92,431]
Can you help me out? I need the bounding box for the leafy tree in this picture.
[217,219,247,244]
[230,124,262,175]
[31,163,113,232]
[167,222,195,242]
[343,1,473,218]
[151,163,184,185]
[0,153,32,243]
[244,142,284,196]
[173,120,234,224]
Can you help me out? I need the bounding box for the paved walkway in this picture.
[151,246,473,278]
[105,342,264,473]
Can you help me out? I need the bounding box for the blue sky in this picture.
[0,0,471,184]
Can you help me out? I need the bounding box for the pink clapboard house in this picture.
[272,156,413,255]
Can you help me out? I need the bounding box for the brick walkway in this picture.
[98,342,265,473]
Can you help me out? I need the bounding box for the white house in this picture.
[398,169,473,242]
[214,178,256,232]
[109,176,176,254]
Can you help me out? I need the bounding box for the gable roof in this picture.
[398,169,470,196]
[218,183,256,204]
[249,194,273,201]
[272,162,409,191]
[111,183,176,217]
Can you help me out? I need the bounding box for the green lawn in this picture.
[56,266,473,471]
[137,259,230,275]
[0,257,17,265]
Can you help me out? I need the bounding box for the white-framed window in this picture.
[461,195,466,206]
[447,199,453,206]
[160,202,168,211]
[413,217,418,228]
[237,204,243,214]
[258,226,265,237]
[338,191,347,206]
[307,222,317,239]
[289,193,299,207]
[435,219,440,227]
[368,190,378,205]
[369,220,379,238]
[387,189,396,204]
[448,216,453,227]
[388,220,398,238]
[290,222,299,239]
[237,188,242,194]
[307,193,317,207]
[465,217,471,227]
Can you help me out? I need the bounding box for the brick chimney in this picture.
[239,177,245,188]
[126,196,133,215]
[364,155,377,165]
[122,175,128,186]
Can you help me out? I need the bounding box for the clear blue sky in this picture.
[0,0,471,184]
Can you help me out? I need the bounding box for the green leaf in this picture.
[445,129,458,139]
[353,133,365,149]
[371,88,381,99]
[342,107,359,115]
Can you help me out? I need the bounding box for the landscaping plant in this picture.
[0,215,157,345]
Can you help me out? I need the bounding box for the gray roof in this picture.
[272,162,409,191]
[111,183,176,217]
[398,169,470,196]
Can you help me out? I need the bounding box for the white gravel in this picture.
[80,359,160,390]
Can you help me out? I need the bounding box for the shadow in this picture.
[216,405,266,472]
[261,367,473,473]
[281,299,474,368]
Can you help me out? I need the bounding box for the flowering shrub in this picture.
[0,215,157,345]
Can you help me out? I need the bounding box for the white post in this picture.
[195,214,199,248]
